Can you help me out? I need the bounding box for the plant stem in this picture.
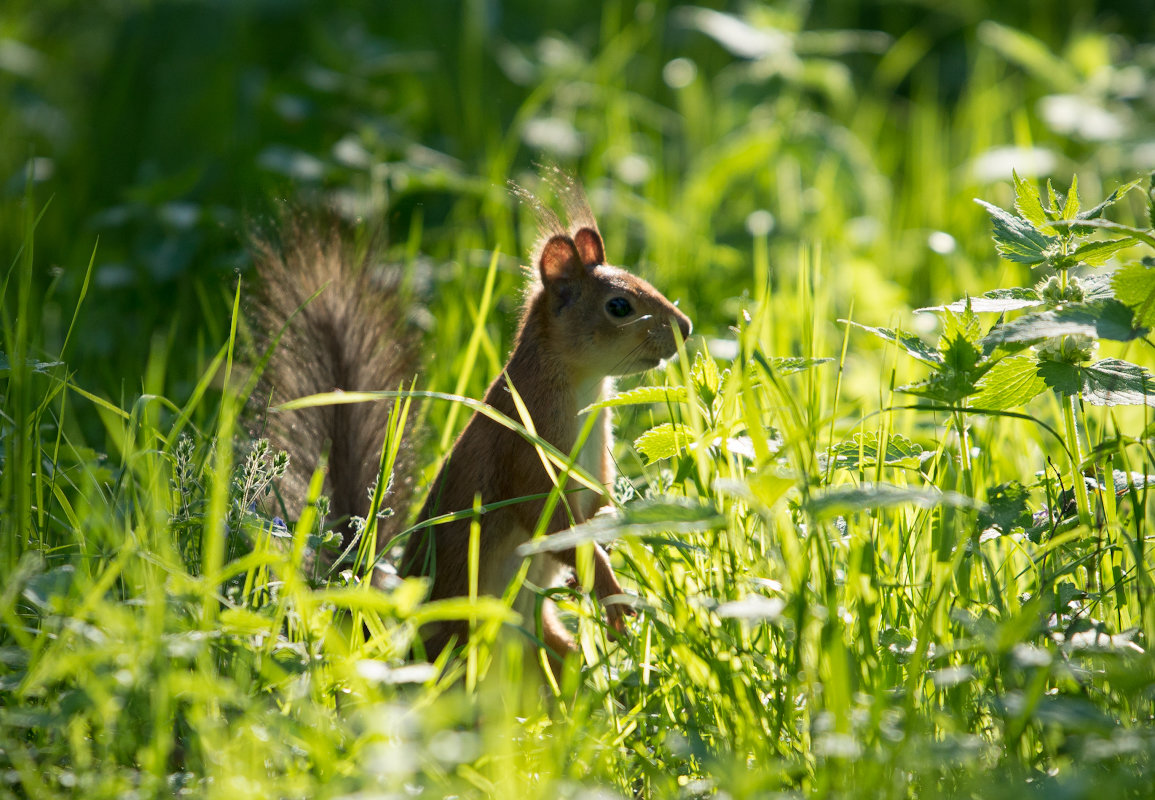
[1062,393,1093,528]
[954,408,974,498]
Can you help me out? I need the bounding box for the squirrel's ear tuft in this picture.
[573,227,605,267]
[539,235,583,283]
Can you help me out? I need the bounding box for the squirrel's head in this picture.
[532,227,692,380]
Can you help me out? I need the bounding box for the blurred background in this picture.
[3,0,1153,415]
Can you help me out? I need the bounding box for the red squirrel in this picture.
[252,177,691,667]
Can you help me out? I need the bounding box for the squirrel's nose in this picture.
[673,309,692,339]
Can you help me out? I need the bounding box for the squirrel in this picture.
[248,214,421,550]
[251,174,691,669]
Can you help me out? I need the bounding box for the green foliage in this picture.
[5,3,1155,799]
[874,172,1155,530]
[1112,259,1155,328]
[880,175,1155,415]
[828,432,927,470]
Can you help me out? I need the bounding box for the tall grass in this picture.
[3,2,1155,798]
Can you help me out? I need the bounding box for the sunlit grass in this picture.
[4,3,1155,798]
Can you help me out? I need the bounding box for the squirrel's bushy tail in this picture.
[248,215,421,546]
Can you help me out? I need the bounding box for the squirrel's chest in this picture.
[573,378,613,517]
[576,408,608,479]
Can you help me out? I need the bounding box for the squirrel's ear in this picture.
[573,227,605,267]
[539,235,583,283]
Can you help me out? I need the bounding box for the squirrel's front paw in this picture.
[600,591,637,635]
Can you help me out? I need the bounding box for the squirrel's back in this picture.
[248,215,421,544]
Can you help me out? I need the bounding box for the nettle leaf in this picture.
[1081,359,1155,407]
[1082,271,1119,302]
[1111,470,1155,493]
[804,482,978,518]
[939,311,983,379]
[982,299,1143,346]
[1012,170,1050,230]
[772,356,834,374]
[690,351,720,408]
[1046,179,1061,217]
[972,355,1046,409]
[1037,361,1083,396]
[518,497,725,555]
[843,321,942,365]
[586,385,689,412]
[1061,174,1080,220]
[828,433,926,470]
[1112,261,1155,328]
[691,350,720,393]
[919,287,1043,314]
[898,373,978,404]
[1073,177,1143,234]
[1071,237,1135,266]
[979,480,1033,533]
[1051,218,1155,250]
[940,306,982,349]
[975,199,1055,266]
[635,422,693,463]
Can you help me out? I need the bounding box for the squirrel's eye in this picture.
[606,297,633,318]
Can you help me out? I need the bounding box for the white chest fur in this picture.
[574,377,613,520]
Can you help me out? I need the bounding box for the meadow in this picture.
[3,1,1155,797]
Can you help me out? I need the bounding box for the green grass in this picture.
[4,2,1155,798]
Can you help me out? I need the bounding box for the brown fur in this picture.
[401,192,692,665]
[249,215,420,547]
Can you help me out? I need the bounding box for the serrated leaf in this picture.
[804,483,978,519]
[691,350,720,395]
[1071,237,1135,266]
[622,497,723,526]
[919,287,1044,314]
[1061,174,1080,220]
[979,481,1033,533]
[1112,261,1155,328]
[1036,360,1083,396]
[842,321,942,364]
[941,306,983,349]
[982,299,1143,345]
[1082,271,1119,301]
[1050,219,1155,250]
[635,422,692,463]
[1046,179,1061,216]
[1111,470,1155,493]
[1080,359,1155,407]
[897,373,977,404]
[972,355,1046,409]
[517,497,724,555]
[1012,170,1050,230]
[938,312,983,391]
[829,433,925,470]
[585,385,689,412]
[1074,178,1143,233]
[771,356,834,374]
[975,199,1055,265]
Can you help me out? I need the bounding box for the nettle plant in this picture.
[852,171,1155,527]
